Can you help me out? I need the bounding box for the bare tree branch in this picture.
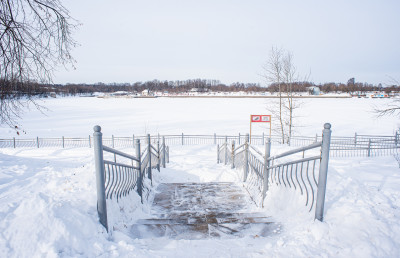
[0,0,78,129]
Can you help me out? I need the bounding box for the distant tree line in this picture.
[2,78,398,98]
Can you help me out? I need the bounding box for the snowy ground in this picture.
[0,97,400,257]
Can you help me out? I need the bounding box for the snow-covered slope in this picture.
[0,97,399,257]
[1,145,399,257]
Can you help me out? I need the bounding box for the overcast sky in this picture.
[55,0,400,86]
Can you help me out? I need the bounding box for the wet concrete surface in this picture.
[129,183,279,239]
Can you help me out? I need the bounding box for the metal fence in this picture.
[1,131,398,157]
[93,126,169,232]
[218,123,332,222]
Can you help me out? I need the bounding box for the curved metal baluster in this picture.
[281,165,287,187]
[290,164,296,190]
[305,161,313,208]
[119,166,126,198]
[109,165,117,199]
[300,162,309,206]
[127,167,133,195]
[122,167,129,197]
[286,165,291,188]
[277,166,281,186]
[312,159,318,186]
[295,163,303,195]
[120,166,126,199]
[116,166,123,200]
[125,167,131,194]
[105,164,111,199]
[116,165,124,200]
[125,167,132,196]
[129,168,135,192]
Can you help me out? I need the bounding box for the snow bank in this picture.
[1,146,400,257]
[0,96,399,257]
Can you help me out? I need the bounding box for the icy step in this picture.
[136,215,273,225]
[125,182,280,239]
[129,221,279,239]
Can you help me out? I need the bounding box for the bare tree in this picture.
[263,47,303,144]
[263,46,286,143]
[0,0,78,128]
[375,77,400,117]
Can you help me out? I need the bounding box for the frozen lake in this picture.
[1,96,398,138]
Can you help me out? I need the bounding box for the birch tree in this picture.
[263,47,302,144]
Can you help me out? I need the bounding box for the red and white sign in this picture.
[251,115,271,123]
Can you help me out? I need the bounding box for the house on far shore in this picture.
[141,89,151,96]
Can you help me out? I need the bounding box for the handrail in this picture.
[104,160,139,170]
[249,145,263,157]
[268,155,321,169]
[93,127,169,232]
[103,145,139,162]
[218,123,332,222]
[269,141,322,160]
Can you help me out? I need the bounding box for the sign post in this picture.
[250,115,271,144]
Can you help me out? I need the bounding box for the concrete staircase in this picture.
[127,182,280,239]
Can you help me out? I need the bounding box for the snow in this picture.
[1,96,398,137]
[0,97,400,257]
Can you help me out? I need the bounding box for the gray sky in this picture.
[55,0,400,86]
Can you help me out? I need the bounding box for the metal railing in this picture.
[93,126,169,232]
[1,131,398,157]
[329,134,399,157]
[218,124,332,221]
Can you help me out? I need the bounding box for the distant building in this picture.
[111,91,129,96]
[142,89,150,96]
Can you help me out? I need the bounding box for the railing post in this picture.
[89,135,91,148]
[133,134,135,149]
[315,123,332,222]
[244,134,249,182]
[368,139,371,157]
[231,140,235,169]
[13,137,16,148]
[239,133,241,145]
[395,131,398,146]
[93,125,108,231]
[262,138,271,206]
[135,139,143,203]
[214,133,216,145]
[157,140,160,171]
[224,136,228,165]
[315,134,317,143]
[147,134,152,183]
[262,132,265,145]
[166,146,169,163]
[246,133,250,144]
[354,132,357,146]
[217,144,220,163]
[37,137,39,148]
[182,133,184,145]
[62,136,65,148]
[112,135,115,148]
[162,136,166,168]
